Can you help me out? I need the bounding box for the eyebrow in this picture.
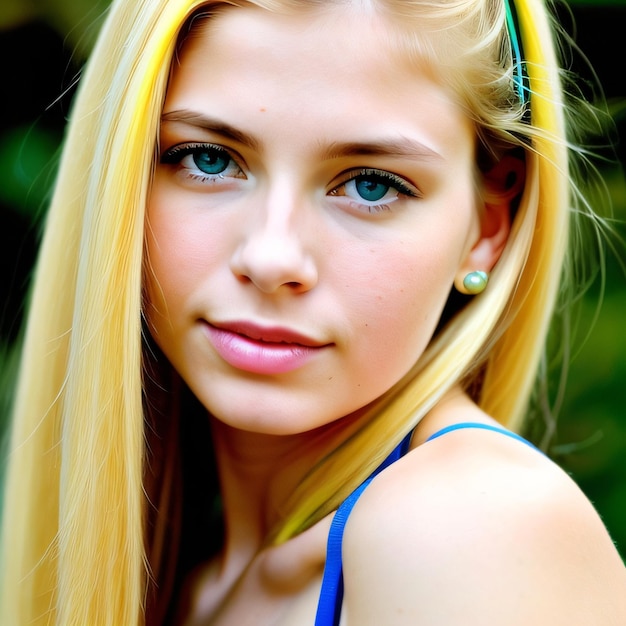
[320,138,443,162]
[161,110,261,151]
[161,109,443,162]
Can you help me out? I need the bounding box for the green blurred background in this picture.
[1,0,625,559]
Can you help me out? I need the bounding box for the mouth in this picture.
[203,320,331,374]
[209,320,328,347]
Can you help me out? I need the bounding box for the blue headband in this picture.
[504,0,529,105]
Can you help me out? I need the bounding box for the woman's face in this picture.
[145,4,483,435]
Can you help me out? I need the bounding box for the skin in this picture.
[144,4,626,625]
[145,5,508,437]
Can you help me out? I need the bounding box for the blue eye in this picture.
[353,176,391,202]
[330,168,420,212]
[193,147,231,175]
[160,142,245,183]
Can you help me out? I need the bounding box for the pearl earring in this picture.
[458,270,489,295]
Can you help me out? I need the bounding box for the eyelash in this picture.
[160,143,421,212]
[329,168,421,213]
[160,143,245,182]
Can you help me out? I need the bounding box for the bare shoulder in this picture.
[341,419,626,625]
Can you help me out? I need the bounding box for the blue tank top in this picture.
[314,422,540,626]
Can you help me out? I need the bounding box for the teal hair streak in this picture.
[504,0,529,105]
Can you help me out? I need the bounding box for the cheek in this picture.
[144,217,186,314]
[143,193,217,319]
[341,237,463,374]
[354,238,457,321]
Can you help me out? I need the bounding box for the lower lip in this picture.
[203,324,324,375]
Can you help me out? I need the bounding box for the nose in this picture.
[229,193,319,294]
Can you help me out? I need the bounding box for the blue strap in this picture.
[314,432,412,626]
[425,421,541,452]
[314,422,539,625]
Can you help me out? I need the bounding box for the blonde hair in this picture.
[0,0,605,623]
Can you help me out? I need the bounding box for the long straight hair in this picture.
[0,0,604,623]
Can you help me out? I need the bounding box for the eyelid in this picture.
[158,145,422,203]
[160,141,244,165]
[158,141,248,188]
[331,168,421,198]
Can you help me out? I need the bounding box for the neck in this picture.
[209,411,365,558]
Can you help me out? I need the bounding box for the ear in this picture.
[454,153,525,294]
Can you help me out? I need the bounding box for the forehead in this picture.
[179,3,441,83]
[165,3,474,160]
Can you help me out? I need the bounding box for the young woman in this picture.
[1,0,625,624]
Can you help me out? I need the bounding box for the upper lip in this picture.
[208,320,330,347]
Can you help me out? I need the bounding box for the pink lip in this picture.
[203,321,329,375]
